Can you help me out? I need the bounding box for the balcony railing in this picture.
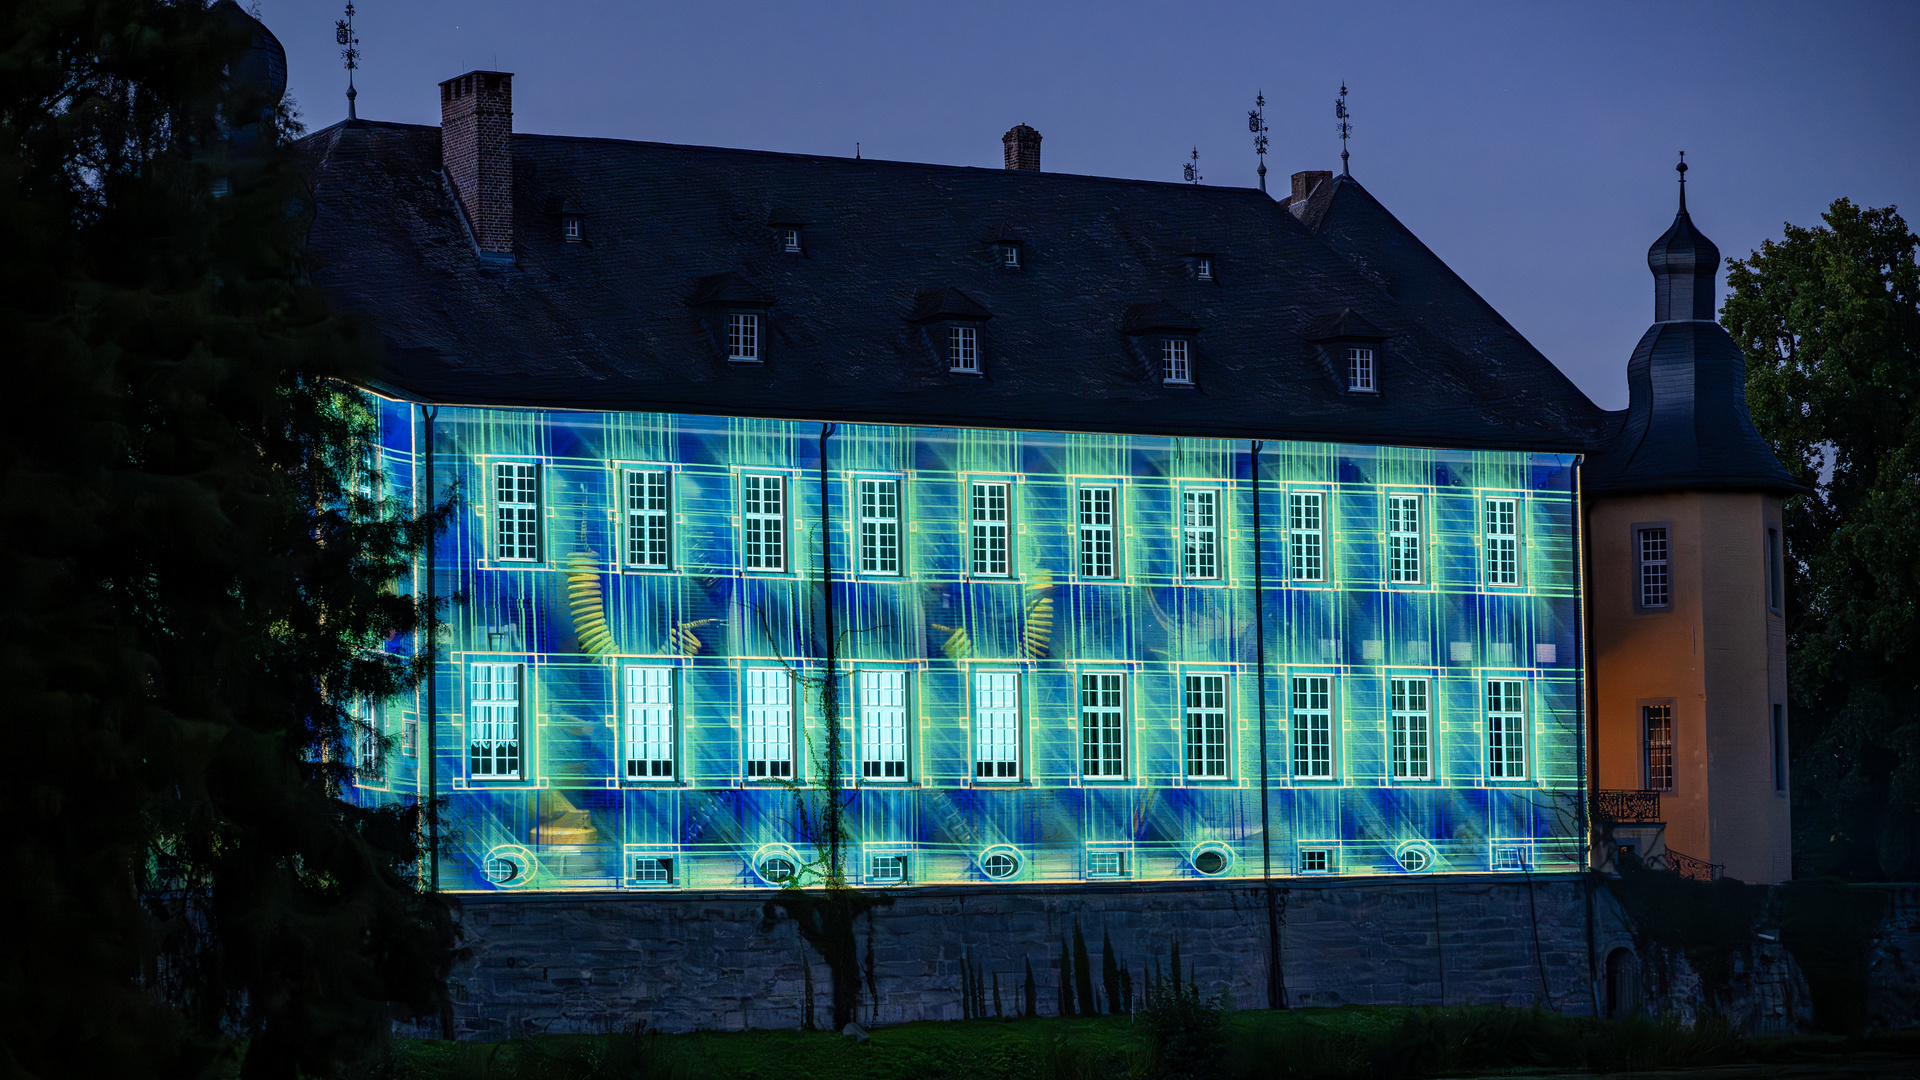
[1592,789,1663,824]
[1663,848,1723,883]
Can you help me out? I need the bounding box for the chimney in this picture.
[1291,170,1332,206]
[440,70,514,256]
[1002,124,1041,171]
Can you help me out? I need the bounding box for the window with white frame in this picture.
[973,671,1020,780]
[868,853,907,882]
[998,242,1020,267]
[745,668,794,779]
[1288,491,1326,582]
[1643,703,1673,792]
[1388,494,1423,583]
[1163,338,1191,384]
[1079,672,1126,778]
[1485,497,1519,586]
[969,481,1010,576]
[742,474,786,571]
[562,215,582,240]
[1291,675,1332,779]
[625,469,670,570]
[633,856,672,883]
[1182,489,1221,580]
[1077,486,1117,579]
[859,669,907,780]
[624,666,675,780]
[1183,673,1229,778]
[1491,846,1530,871]
[1195,257,1213,281]
[783,228,801,252]
[858,478,901,575]
[727,312,760,361]
[355,700,383,782]
[949,325,980,372]
[469,662,523,780]
[1638,527,1670,608]
[1347,346,1375,391]
[1487,680,1527,780]
[1390,677,1431,780]
[494,463,540,562]
[1087,850,1126,877]
[1298,848,1331,873]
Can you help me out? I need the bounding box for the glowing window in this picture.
[493,462,540,562]
[1388,494,1423,584]
[1290,675,1332,779]
[468,663,522,780]
[1390,678,1431,780]
[1182,489,1221,580]
[1643,703,1673,792]
[969,481,1010,576]
[973,671,1020,780]
[1398,847,1431,872]
[1077,486,1117,579]
[402,713,417,757]
[1485,498,1519,586]
[1184,673,1229,778]
[1288,491,1326,582]
[1638,528,1670,608]
[1079,672,1126,778]
[1347,346,1375,391]
[1087,850,1125,877]
[742,474,786,571]
[485,854,522,884]
[757,854,796,883]
[1487,680,1527,780]
[625,469,670,569]
[633,856,672,883]
[1298,849,1330,874]
[859,669,907,780]
[745,668,794,779]
[950,325,980,372]
[624,666,674,780]
[727,312,760,361]
[869,853,907,882]
[1492,846,1529,871]
[858,478,901,575]
[982,851,1020,878]
[1163,338,1191,384]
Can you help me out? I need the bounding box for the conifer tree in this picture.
[1073,920,1097,1016]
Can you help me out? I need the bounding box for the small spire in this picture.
[1249,91,1270,193]
[1336,83,1352,176]
[1676,150,1687,213]
[335,2,359,121]
[1184,147,1203,185]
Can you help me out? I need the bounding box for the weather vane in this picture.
[1336,83,1351,176]
[1249,92,1270,193]
[335,2,360,121]
[1676,149,1688,208]
[1184,147,1203,185]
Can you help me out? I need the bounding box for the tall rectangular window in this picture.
[744,668,793,779]
[858,478,901,575]
[1643,703,1673,792]
[859,670,907,780]
[468,662,523,780]
[494,462,540,562]
[1289,491,1326,582]
[950,325,979,372]
[1182,489,1221,580]
[1077,486,1117,579]
[728,312,760,361]
[973,671,1020,780]
[970,481,1010,577]
[1388,494,1423,583]
[1163,338,1191,384]
[1347,346,1375,391]
[1772,703,1786,792]
[1080,672,1126,778]
[1638,527,1670,608]
[624,469,670,569]
[1485,498,1519,586]
[1766,527,1783,613]
[355,700,383,782]
[1290,676,1333,779]
[1183,673,1228,778]
[624,666,675,780]
[1390,678,1431,780]
[742,474,786,571]
[1487,680,1527,780]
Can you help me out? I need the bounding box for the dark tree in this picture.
[1102,931,1122,1016]
[1073,920,1097,1016]
[1024,956,1038,1018]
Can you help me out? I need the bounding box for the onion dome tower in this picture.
[1585,159,1802,885]
[211,0,288,151]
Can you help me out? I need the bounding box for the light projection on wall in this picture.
[352,397,1586,892]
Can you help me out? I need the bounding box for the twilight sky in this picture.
[262,0,1919,410]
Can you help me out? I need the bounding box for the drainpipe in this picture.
[423,404,440,892]
[818,423,842,883]
[1250,440,1285,1008]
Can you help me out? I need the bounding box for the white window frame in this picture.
[969,480,1011,577]
[624,468,671,570]
[493,462,541,562]
[624,666,675,781]
[1387,493,1423,584]
[745,668,795,780]
[1487,679,1528,780]
[1182,488,1222,581]
[998,243,1021,267]
[1636,525,1671,610]
[783,228,801,252]
[741,473,787,572]
[1195,257,1213,281]
[1389,677,1431,781]
[1183,672,1229,779]
[1288,490,1327,583]
[1290,675,1333,780]
[1484,496,1520,586]
[949,325,980,372]
[868,852,908,883]
[1079,671,1126,779]
[859,669,908,781]
[857,477,902,576]
[562,215,582,240]
[631,855,673,884]
[1297,848,1332,874]
[468,662,523,780]
[1086,849,1127,878]
[1643,702,1674,792]
[355,699,383,782]
[727,312,760,361]
[972,671,1021,781]
[1162,337,1192,384]
[1347,346,1376,392]
[1077,485,1119,579]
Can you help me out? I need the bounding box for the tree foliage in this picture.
[1723,198,1920,880]
[0,2,456,1076]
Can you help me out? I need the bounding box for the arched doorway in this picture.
[1605,947,1641,1018]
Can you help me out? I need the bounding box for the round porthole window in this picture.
[1191,843,1233,876]
[483,846,535,888]
[1396,844,1434,873]
[980,847,1022,879]
[755,851,799,885]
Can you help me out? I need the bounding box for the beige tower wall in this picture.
[1588,490,1790,883]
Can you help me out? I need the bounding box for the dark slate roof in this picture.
[300,120,1608,451]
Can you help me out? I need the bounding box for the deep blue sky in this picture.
[263,0,1919,410]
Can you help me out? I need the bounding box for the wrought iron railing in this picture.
[1592,789,1663,823]
[1663,848,1722,882]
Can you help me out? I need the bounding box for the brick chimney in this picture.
[1002,124,1041,171]
[440,70,514,255]
[1291,170,1332,206]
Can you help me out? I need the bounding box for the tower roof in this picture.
[1647,155,1721,323]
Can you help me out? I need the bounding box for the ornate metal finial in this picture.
[1184,147,1203,185]
[335,2,360,121]
[1249,91,1271,193]
[1676,149,1688,211]
[1336,83,1351,176]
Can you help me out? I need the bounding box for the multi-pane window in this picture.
[1486,680,1527,780]
[859,670,907,780]
[624,666,674,780]
[1195,257,1213,281]
[1347,346,1375,391]
[633,856,672,883]
[998,243,1020,268]
[1077,486,1117,579]
[969,481,1010,576]
[624,469,670,569]
[742,474,786,571]
[869,853,907,882]
[1638,527,1670,608]
[1485,498,1519,586]
[469,662,523,780]
[783,228,801,252]
[1087,850,1126,877]
[1390,678,1431,780]
[1388,494,1423,583]
[1643,703,1673,792]
[1079,672,1126,778]
[950,325,979,372]
[858,479,901,575]
[1288,491,1326,582]
[1290,676,1333,779]
[1298,849,1330,873]
[727,312,760,361]
[562,215,582,240]
[1183,673,1228,778]
[1163,338,1191,384]
[744,668,794,779]
[355,700,383,782]
[973,671,1020,780]
[1182,489,1221,580]
[494,463,540,562]
[402,713,418,757]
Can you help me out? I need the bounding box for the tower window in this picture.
[783,228,801,252]
[727,312,760,361]
[1772,704,1786,792]
[1163,338,1191,384]
[1766,527,1783,613]
[1643,703,1673,792]
[949,325,980,372]
[1347,346,1376,392]
[1637,526,1671,609]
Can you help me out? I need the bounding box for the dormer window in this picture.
[949,325,980,372]
[728,313,761,362]
[1195,257,1213,281]
[782,228,802,253]
[998,243,1021,268]
[1347,346,1376,392]
[562,215,583,241]
[1163,338,1192,384]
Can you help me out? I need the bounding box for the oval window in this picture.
[1398,847,1432,873]
[485,854,521,885]
[758,855,797,883]
[1192,846,1231,876]
[982,851,1021,879]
